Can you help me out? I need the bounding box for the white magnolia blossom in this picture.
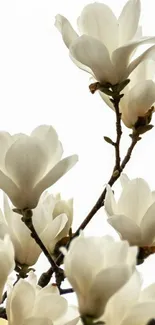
[6,272,79,325]
[33,191,73,253]
[55,0,155,86]
[103,271,155,325]
[0,235,15,302]
[105,174,155,246]
[100,60,155,128]
[0,191,73,265]
[0,125,78,209]
[61,234,137,318]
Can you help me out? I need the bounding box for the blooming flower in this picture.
[33,191,73,254]
[102,270,155,325]
[55,0,155,86]
[105,174,155,246]
[0,235,15,302]
[6,272,79,325]
[100,60,155,128]
[61,234,137,318]
[0,125,78,209]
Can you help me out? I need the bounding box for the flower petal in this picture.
[70,35,117,84]
[108,215,141,245]
[140,283,155,302]
[0,132,13,173]
[104,185,117,216]
[55,14,79,48]
[120,174,130,188]
[140,202,155,245]
[127,45,155,77]
[0,170,23,208]
[121,302,155,325]
[104,271,141,325]
[34,155,78,197]
[78,3,118,54]
[117,178,152,225]
[34,294,68,320]
[5,136,48,189]
[118,0,141,46]
[23,317,52,325]
[99,91,114,110]
[112,37,155,81]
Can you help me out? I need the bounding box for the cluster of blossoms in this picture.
[1,0,155,325]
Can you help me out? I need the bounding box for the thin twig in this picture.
[59,288,74,295]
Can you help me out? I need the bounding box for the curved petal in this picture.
[99,91,114,110]
[55,14,79,48]
[78,3,118,54]
[70,35,117,84]
[108,215,141,245]
[0,170,23,208]
[104,271,141,325]
[120,174,130,188]
[85,265,133,318]
[118,0,141,46]
[127,45,155,77]
[7,280,35,325]
[112,37,155,81]
[104,185,117,216]
[5,136,48,189]
[141,202,155,245]
[117,178,152,225]
[34,294,68,320]
[121,302,155,325]
[34,155,78,197]
[0,132,13,173]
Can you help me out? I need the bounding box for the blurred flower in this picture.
[33,191,73,254]
[0,125,78,209]
[0,235,15,302]
[103,270,155,325]
[0,320,8,325]
[61,234,137,319]
[6,272,79,325]
[105,174,155,246]
[55,0,155,86]
[100,60,155,128]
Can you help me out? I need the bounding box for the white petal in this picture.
[0,170,22,208]
[31,125,63,170]
[99,91,114,110]
[104,185,117,216]
[112,37,155,81]
[34,294,68,320]
[0,132,12,173]
[55,14,79,48]
[86,266,133,318]
[140,283,155,302]
[141,202,155,245]
[5,136,48,189]
[7,280,35,325]
[23,317,52,325]
[127,45,155,77]
[118,0,141,46]
[78,3,118,54]
[0,320,8,325]
[125,80,155,126]
[108,215,141,245]
[117,178,152,225]
[34,155,78,197]
[120,174,130,188]
[121,302,155,325]
[104,271,141,325]
[70,35,117,84]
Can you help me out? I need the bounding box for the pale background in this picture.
[0,0,155,298]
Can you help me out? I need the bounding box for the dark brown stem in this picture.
[59,288,74,295]
[113,97,122,172]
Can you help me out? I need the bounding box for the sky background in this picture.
[1,0,155,294]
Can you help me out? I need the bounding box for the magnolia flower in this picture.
[0,125,78,209]
[105,174,155,246]
[61,234,137,318]
[0,235,15,302]
[103,270,155,325]
[55,0,155,86]
[33,191,73,253]
[6,272,79,325]
[100,60,155,128]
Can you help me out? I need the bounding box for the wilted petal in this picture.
[70,35,117,84]
[5,136,48,189]
[34,155,78,197]
[78,3,118,54]
[55,14,79,48]
[118,0,141,46]
[141,202,155,245]
[108,215,141,245]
